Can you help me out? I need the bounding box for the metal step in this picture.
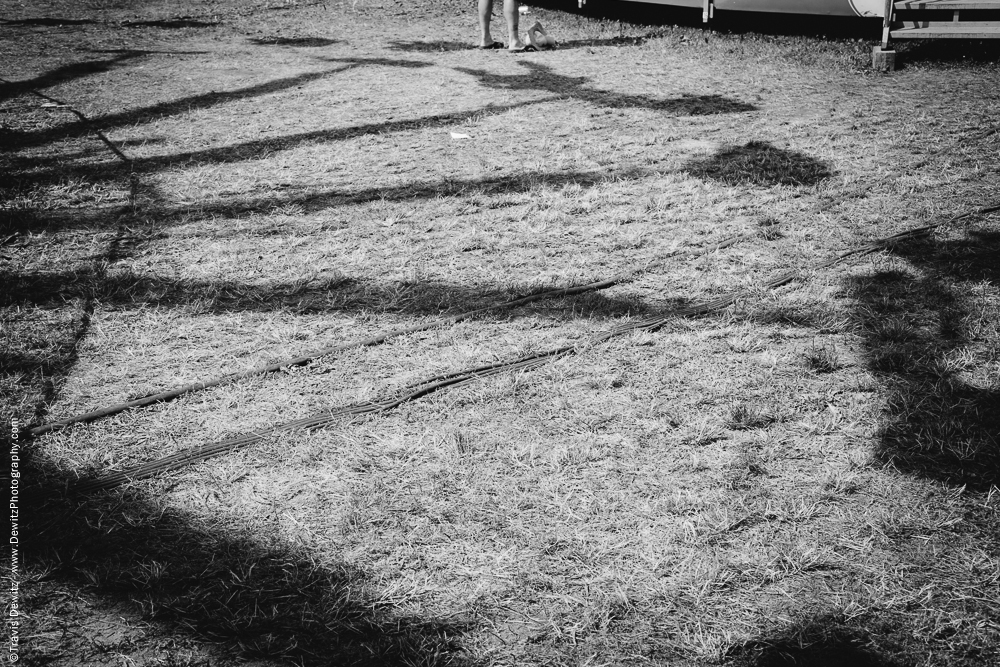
[894,0,1000,9]
[890,24,1000,36]
[894,19,1000,25]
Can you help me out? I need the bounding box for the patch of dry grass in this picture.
[4,1,1000,666]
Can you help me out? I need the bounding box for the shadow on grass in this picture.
[387,39,479,52]
[0,266,652,320]
[0,51,144,101]
[121,18,219,28]
[1,161,662,234]
[848,228,1000,490]
[724,613,906,667]
[454,60,757,114]
[4,58,432,151]
[0,97,547,190]
[250,35,341,46]
[0,17,96,26]
[20,453,472,666]
[3,55,750,202]
[686,141,833,187]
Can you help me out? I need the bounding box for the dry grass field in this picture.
[2,0,999,665]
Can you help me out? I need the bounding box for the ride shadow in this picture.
[250,36,341,46]
[724,613,906,667]
[0,52,144,102]
[454,61,756,114]
[846,228,1000,490]
[686,141,834,187]
[0,17,96,26]
[120,18,219,29]
[0,263,653,321]
[388,40,488,52]
[21,452,473,666]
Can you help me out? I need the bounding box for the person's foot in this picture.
[508,38,527,51]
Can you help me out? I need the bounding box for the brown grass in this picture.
[4,0,1000,666]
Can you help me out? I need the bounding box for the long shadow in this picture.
[453,60,756,114]
[724,613,907,666]
[686,140,834,187]
[121,18,219,28]
[87,48,213,56]
[388,39,492,52]
[20,452,472,665]
[1,160,659,234]
[144,164,661,219]
[0,52,144,101]
[0,17,96,26]
[1,96,554,188]
[250,36,341,46]
[5,58,432,151]
[0,266,650,319]
[847,228,1000,490]
[4,57,743,192]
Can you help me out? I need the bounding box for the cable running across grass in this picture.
[30,229,755,436]
[24,80,1000,437]
[71,200,1000,493]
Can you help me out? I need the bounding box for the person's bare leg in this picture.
[479,0,497,47]
[504,0,525,50]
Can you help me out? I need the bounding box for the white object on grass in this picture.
[525,21,555,49]
[450,132,471,139]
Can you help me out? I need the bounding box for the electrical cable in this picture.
[71,199,1000,493]
[29,227,757,435]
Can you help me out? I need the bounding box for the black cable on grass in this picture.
[31,229,755,436]
[72,201,1000,493]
